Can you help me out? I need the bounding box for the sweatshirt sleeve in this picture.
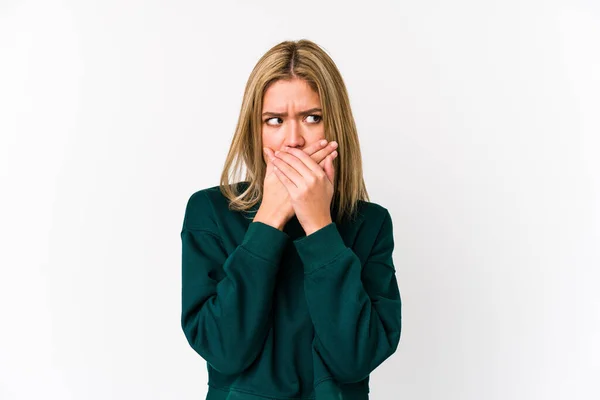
[180,190,289,375]
[292,208,402,384]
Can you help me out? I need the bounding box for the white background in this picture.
[1,0,599,399]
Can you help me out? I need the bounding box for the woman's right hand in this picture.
[256,140,338,230]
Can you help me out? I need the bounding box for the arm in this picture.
[293,208,402,384]
[180,191,289,375]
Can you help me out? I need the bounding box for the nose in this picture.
[284,119,305,149]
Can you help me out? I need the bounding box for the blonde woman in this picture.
[180,39,402,400]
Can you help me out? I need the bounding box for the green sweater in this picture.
[180,181,402,400]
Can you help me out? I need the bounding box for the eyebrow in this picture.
[262,107,322,117]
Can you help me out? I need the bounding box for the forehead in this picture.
[262,78,320,109]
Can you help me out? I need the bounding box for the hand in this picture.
[257,140,338,229]
[271,144,336,236]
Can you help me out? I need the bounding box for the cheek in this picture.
[262,128,285,150]
[310,129,326,143]
[261,134,277,151]
[311,124,325,137]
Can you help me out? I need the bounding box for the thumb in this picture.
[263,148,274,163]
[324,154,335,184]
[263,148,274,173]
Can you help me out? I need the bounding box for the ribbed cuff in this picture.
[293,222,347,274]
[241,221,290,264]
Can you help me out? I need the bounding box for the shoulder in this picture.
[333,199,394,264]
[351,200,395,263]
[349,200,394,250]
[181,182,244,231]
[355,199,392,230]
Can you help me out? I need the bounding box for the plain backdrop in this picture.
[1,0,599,399]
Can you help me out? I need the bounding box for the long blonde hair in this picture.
[219,39,369,225]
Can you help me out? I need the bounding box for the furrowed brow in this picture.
[262,107,322,117]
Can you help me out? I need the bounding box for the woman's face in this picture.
[261,78,325,160]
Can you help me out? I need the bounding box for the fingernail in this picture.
[320,140,327,146]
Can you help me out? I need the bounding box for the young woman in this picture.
[180,39,402,400]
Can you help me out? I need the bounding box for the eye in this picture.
[306,115,322,123]
[265,117,283,126]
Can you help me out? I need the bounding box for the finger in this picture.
[274,149,316,183]
[272,153,302,187]
[303,139,329,156]
[311,141,338,164]
[263,148,274,173]
[324,153,335,184]
[318,150,337,169]
[273,164,297,193]
[280,146,324,177]
[268,147,279,161]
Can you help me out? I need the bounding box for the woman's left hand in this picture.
[272,145,336,236]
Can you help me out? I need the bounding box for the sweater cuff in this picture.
[241,221,290,264]
[293,222,347,274]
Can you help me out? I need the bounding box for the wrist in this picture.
[254,208,287,231]
[303,218,333,236]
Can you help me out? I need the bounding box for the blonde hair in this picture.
[219,39,369,225]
